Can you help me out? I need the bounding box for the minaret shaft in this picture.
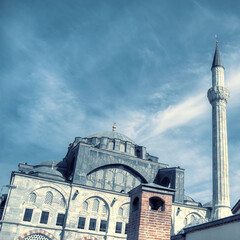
[208,46,232,220]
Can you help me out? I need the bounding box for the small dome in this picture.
[87,131,136,144]
[32,160,67,180]
[184,195,195,202]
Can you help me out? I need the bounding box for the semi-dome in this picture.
[30,160,67,180]
[87,131,136,144]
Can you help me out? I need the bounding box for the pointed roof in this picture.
[211,43,224,70]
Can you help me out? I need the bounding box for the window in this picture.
[78,217,86,229]
[132,197,139,212]
[23,209,33,222]
[118,207,123,216]
[92,199,99,212]
[102,204,107,214]
[82,201,88,211]
[115,222,122,234]
[89,218,97,231]
[29,193,36,204]
[45,191,53,205]
[60,198,65,208]
[99,220,107,232]
[40,211,49,224]
[125,223,128,234]
[149,197,164,211]
[56,213,65,226]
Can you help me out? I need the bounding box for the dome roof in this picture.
[32,160,67,180]
[87,131,136,144]
[184,195,195,202]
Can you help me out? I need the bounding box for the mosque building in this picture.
[0,42,238,240]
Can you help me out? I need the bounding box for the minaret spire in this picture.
[207,39,232,220]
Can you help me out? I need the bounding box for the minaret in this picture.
[207,38,232,220]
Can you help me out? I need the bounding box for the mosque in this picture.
[0,42,238,240]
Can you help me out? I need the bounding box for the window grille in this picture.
[100,220,107,232]
[60,198,65,208]
[89,218,97,231]
[115,222,122,234]
[44,191,53,205]
[118,207,123,216]
[102,204,107,214]
[23,209,33,222]
[78,217,86,229]
[92,199,99,212]
[56,213,65,226]
[82,201,88,211]
[23,234,51,240]
[29,193,36,204]
[40,211,49,224]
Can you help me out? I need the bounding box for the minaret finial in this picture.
[112,123,116,132]
[215,34,218,47]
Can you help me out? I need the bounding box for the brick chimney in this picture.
[127,183,174,240]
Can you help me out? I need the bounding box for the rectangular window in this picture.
[89,218,96,231]
[78,217,86,229]
[56,213,65,226]
[99,220,107,232]
[125,223,128,234]
[115,222,122,234]
[40,211,49,224]
[23,208,33,222]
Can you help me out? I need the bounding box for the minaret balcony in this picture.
[207,86,229,104]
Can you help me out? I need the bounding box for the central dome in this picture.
[87,131,136,144]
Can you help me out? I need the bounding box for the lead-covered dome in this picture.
[87,131,136,144]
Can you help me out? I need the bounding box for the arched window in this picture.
[191,215,196,222]
[60,197,65,208]
[124,205,130,217]
[149,197,164,211]
[102,204,107,214]
[118,207,123,216]
[132,197,139,212]
[82,201,88,211]
[160,177,171,188]
[44,191,53,205]
[29,193,36,204]
[92,199,99,212]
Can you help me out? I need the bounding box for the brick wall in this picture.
[128,184,173,240]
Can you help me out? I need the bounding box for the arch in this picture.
[77,237,99,240]
[29,185,68,205]
[160,176,171,188]
[87,164,148,184]
[83,196,110,215]
[149,196,164,211]
[184,212,204,226]
[17,229,57,240]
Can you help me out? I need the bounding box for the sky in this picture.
[1,0,240,206]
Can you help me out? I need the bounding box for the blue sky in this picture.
[1,0,240,206]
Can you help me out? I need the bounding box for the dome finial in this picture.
[215,34,218,47]
[112,123,116,132]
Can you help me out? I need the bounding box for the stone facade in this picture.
[0,131,210,239]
